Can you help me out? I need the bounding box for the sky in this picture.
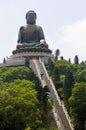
[0,0,86,63]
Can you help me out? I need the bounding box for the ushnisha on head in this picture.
[26,10,37,25]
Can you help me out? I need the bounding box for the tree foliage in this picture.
[55,49,60,60]
[0,66,36,82]
[69,82,86,130]
[0,80,39,130]
[0,66,53,130]
[47,59,86,129]
[74,55,79,64]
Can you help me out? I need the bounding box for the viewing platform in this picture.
[0,47,54,67]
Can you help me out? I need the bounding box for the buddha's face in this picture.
[26,12,36,25]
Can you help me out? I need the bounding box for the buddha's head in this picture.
[26,10,37,25]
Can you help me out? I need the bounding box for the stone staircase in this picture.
[30,58,74,130]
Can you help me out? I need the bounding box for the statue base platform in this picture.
[12,47,52,54]
[0,47,54,67]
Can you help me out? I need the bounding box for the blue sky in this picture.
[0,0,86,63]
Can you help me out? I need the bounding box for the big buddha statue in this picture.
[17,10,48,49]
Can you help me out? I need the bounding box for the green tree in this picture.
[53,67,60,87]
[0,80,40,130]
[69,82,86,130]
[76,69,86,82]
[0,66,36,82]
[47,58,54,75]
[0,66,52,129]
[68,58,71,63]
[25,57,29,67]
[74,55,79,64]
[3,58,6,63]
[63,70,74,109]
[54,60,72,74]
[25,127,31,130]
[60,56,64,60]
[55,49,60,60]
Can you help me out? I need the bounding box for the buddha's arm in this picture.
[17,26,26,43]
[38,26,45,41]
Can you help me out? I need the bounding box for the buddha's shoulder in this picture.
[19,26,25,31]
[36,25,42,29]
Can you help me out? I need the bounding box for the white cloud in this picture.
[48,19,86,62]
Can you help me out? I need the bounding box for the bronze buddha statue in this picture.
[17,10,48,49]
